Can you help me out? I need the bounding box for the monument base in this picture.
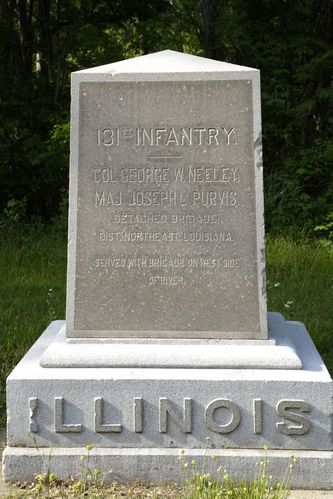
[39,313,301,369]
[3,314,333,488]
[3,447,333,489]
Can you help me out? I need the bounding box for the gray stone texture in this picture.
[3,447,333,489]
[3,315,333,489]
[39,313,302,369]
[66,50,267,339]
[5,319,332,452]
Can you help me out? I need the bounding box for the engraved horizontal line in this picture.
[147,154,182,159]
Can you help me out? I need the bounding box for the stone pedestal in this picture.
[3,314,333,488]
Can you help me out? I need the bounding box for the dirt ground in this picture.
[0,428,332,498]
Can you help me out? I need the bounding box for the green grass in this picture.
[266,236,333,374]
[0,229,332,427]
[0,228,66,424]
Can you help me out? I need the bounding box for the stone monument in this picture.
[3,50,332,488]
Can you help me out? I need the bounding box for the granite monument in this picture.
[3,50,332,488]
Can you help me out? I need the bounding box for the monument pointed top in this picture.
[74,50,258,75]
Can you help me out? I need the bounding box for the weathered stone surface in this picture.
[67,50,267,339]
[39,313,301,369]
[5,319,332,451]
[3,447,333,489]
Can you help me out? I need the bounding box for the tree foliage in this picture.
[0,0,332,236]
